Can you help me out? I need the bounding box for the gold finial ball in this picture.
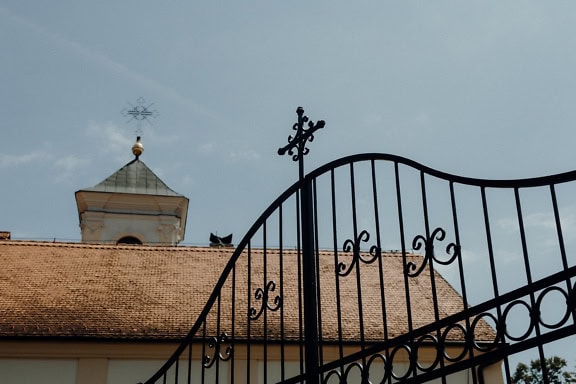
[132,136,144,158]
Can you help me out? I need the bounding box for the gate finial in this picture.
[278,107,325,179]
[278,107,324,383]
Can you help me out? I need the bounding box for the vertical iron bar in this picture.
[349,163,368,373]
[371,160,391,384]
[480,187,511,381]
[419,172,447,384]
[313,177,325,381]
[395,162,417,381]
[550,184,570,271]
[449,182,478,384]
[550,184,576,326]
[420,171,430,239]
[395,162,414,335]
[514,188,549,384]
[201,321,207,384]
[231,265,236,384]
[216,293,221,383]
[247,242,252,384]
[302,176,320,384]
[187,343,192,384]
[331,169,345,367]
[296,191,304,376]
[279,204,286,382]
[263,222,268,384]
[174,352,179,384]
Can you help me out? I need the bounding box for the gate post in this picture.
[301,178,319,384]
[278,107,325,384]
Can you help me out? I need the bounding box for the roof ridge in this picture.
[0,241,224,252]
[0,241,414,259]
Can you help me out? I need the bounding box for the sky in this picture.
[2,0,576,371]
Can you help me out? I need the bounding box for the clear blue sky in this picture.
[2,0,576,369]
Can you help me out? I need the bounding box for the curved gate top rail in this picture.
[141,109,576,384]
[307,152,576,188]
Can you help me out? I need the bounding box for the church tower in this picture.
[75,137,189,245]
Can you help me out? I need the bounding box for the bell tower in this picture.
[75,136,189,245]
[75,99,188,245]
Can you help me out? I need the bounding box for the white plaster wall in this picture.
[0,357,498,384]
[257,360,301,383]
[108,359,228,384]
[258,361,473,384]
[81,212,181,245]
[107,360,163,384]
[0,358,77,384]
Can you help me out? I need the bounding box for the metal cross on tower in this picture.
[121,97,158,136]
[278,107,325,384]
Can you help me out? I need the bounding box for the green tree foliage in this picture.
[512,356,576,384]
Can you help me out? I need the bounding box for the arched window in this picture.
[116,236,142,245]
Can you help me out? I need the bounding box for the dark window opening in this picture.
[117,236,142,245]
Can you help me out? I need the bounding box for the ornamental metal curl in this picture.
[327,278,576,380]
[441,323,469,362]
[249,280,282,321]
[414,334,441,372]
[337,230,381,277]
[390,344,414,381]
[202,332,233,369]
[406,227,460,277]
[278,106,325,163]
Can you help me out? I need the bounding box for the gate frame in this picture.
[141,109,576,384]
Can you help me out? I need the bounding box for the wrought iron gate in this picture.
[140,109,576,384]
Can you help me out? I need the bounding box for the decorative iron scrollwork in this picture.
[249,280,282,321]
[203,332,233,368]
[337,230,381,277]
[278,107,325,162]
[406,227,460,277]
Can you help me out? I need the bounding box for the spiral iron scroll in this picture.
[337,230,381,277]
[249,280,282,321]
[406,227,460,277]
[203,332,233,369]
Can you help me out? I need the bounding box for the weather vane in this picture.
[121,97,158,135]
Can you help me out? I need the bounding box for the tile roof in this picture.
[79,159,182,196]
[0,241,495,343]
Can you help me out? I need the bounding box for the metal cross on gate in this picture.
[278,106,325,181]
[279,107,325,384]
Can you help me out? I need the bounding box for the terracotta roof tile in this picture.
[0,241,495,343]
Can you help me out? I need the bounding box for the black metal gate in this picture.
[140,109,576,384]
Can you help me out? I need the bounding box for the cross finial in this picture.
[122,97,158,136]
[278,107,325,179]
[278,107,325,161]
